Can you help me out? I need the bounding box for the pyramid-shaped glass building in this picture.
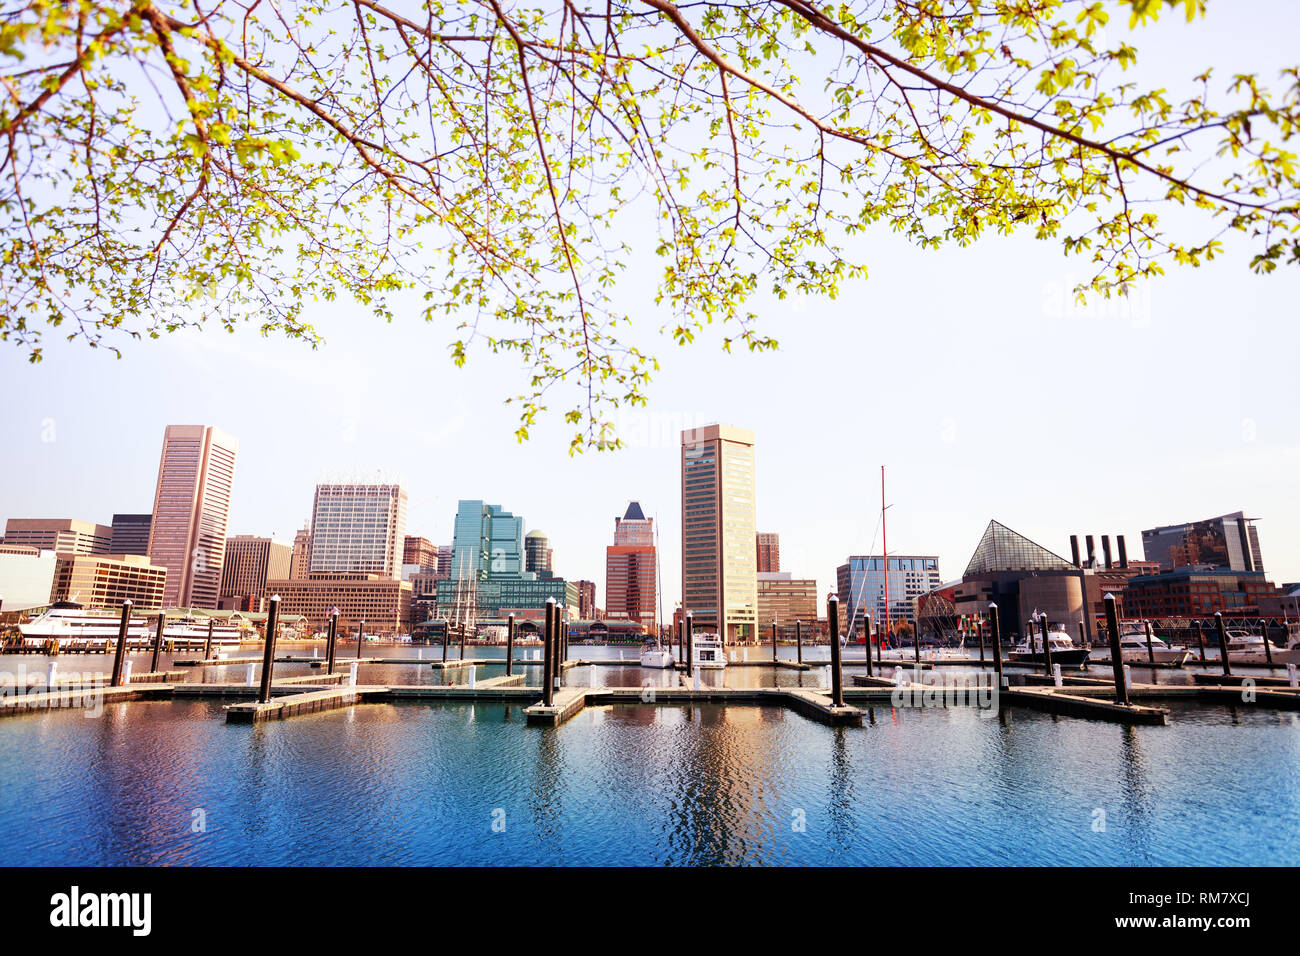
[963,520,1075,577]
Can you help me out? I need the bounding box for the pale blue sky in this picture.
[2,2,1297,609]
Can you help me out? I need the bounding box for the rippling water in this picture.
[1,668,1296,865]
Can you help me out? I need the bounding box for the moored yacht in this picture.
[640,641,676,669]
[160,616,246,648]
[1093,625,1191,666]
[19,601,153,646]
[692,633,727,669]
[1008,625,1090,668]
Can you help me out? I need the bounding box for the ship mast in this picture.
[882,465,889,646]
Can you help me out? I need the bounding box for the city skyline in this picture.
[1,406,1297,616]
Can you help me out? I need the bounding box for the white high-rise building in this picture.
[309,483,407,579]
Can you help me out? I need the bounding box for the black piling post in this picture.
[772,622,778,662]
[864,613,872,677]
[1077,621,1086,652]
[150,611,165,674]
[542,598,555,706]
[988,602,1004,688]
[357,618,366,660]
[202,618,214,662]
[913,620,921,667]
[442,621,449,662]
[795,620,802,665]
[1143,620,1156,665]
[257,595,281,704]
[828,595,844,707]
[1104,593,1128,705]
[1260,618,1274,666]
[1194,620,1206,661]
[977,617,986,664]
[1037,613,1055,675]
[1214,611,1232,677]
[506,613,515,677]
[110,599,132,687]
[326,611,338,675]
[685,611,694,678]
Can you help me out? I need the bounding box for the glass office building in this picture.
[837,555,942,632]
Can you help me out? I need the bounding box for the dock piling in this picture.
[1194,620,1206,661]
[828,595,844,708]
[1260,618,1274,666]
[203,618,214,662]
[863,613,872,677]
[110,600,132,687]
[977,617,986,663]
[357,619,366,660]
[326,611,338,675]
[151,612,165,674]
[772,622,778,662]
[1214,612,1232,677]
[542,598,555,707]
[1037,613,1054,676]
[685,612,694,678]
[1103,593,1129,705]
[257,596,281,704]
[506,614,515,677]
[988,603,1004,688]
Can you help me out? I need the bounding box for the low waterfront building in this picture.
[1123,568,1277,619]
[756,572,818,635]
[49,553,168,609]
[265,573,412,633]
[3,518,112,555]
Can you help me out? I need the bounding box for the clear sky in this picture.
[2,2,1297,612]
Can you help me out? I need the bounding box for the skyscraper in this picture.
[403,535,437,571]
[756,532,780,573]
[220,535,292,610]
[308,483,407,578]
[146,425,238,608]
[109,514,152,555]
[681,424,757,644]
[524,530,553,576]
[606,501,656,634]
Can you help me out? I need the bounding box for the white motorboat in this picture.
[160,616,246,648]
[20,601,152,646]
[639,642,676,669]
[1094,625,1191,666]
[1198,627,1300,664]
[692,634,727,669]
[1008,626,1090,668]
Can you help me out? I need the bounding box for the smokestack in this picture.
[1070,535,1081,568]
[1085,535,1096,568]
[1117,535,1129,569]
[1102,535,1113,570]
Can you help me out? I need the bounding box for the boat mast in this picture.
[881,465,890,647]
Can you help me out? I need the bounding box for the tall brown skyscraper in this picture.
[605,501,656,634]
[146,425,239,608]
[681,425,757,644]
[756,532,780,573]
